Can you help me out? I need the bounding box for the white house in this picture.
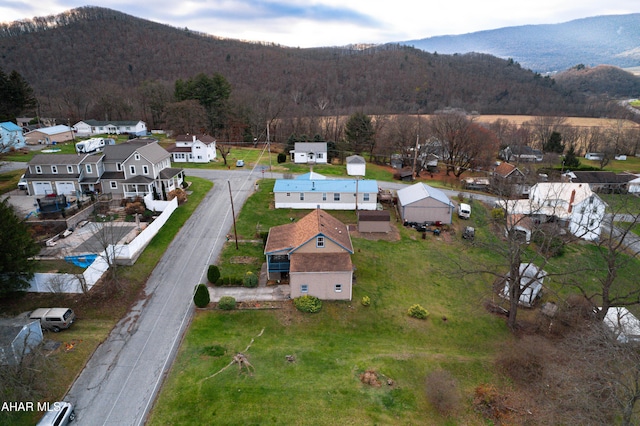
[74,120,147,137]
[0,121,26,151]
[290,142,328,164]
[273,176,378,210]
[167,134,216,163]
[508,182,607,241]
[346,155,366,176]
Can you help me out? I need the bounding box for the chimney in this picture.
[192,135,196,143]
[568,189,576,213]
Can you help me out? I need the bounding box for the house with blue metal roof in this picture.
[397,182,455,224]
[0,121,26,151]
[274,177,378,210]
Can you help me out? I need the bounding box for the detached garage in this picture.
[357,210,391,233]
[397,182,454,224]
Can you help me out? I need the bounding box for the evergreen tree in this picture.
[563,144,581,169]
[0,68,37,122]
[174,73,231,135]
[345,112,375,155]
[0,199,40,295]
[543,131,565,154]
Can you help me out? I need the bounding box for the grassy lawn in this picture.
[0,168,24,194]
[149,181,514,425]
[579,156,640,173]
[1,176,213,426]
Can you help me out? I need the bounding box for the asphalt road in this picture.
[66,169,258,425]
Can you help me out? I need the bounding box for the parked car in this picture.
[236,159,245,167]
[18,174,27,191]
[29,308,76,332]
[37,401,75,425]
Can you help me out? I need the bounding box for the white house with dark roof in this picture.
[166,134,216,163]
[397,182,455,224]
[73,120,147,137]
[290,142,328,164]
[346,154,366,176]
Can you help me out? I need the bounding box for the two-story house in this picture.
[73,120,147,137]
[0,121,26,151]
[289,142,328,164]
[99,140,183,199]
[491,162,529,197]
[166,134,216,163]
[506,182,607,241]
[23,140,183,200]
[264,209,354,300]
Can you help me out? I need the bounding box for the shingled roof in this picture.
[264,209,353,255]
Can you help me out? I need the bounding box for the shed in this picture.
[397,182,454,224]
[501,263,546,307]
[603,307,640,343]
[25,125,74,145]
[0,317,43,365]
[357,210,391,233]
[346,155,366,176]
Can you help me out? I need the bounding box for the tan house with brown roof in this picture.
[264,209,354,300]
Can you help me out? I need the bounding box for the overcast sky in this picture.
[1,1,638,47]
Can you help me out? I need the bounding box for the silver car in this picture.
[37,401,76,425]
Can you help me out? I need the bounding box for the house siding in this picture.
[290,271,352,300]
[401,198,454,224]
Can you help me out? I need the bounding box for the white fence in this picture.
[26,197,179,293]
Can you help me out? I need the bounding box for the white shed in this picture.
[346,155,366,176]
[501,263,547,307]
[0,318,43,365]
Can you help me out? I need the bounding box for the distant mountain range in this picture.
[400,14,640,73]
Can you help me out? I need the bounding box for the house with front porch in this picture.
[73,120,147,137]
[264,209,354,300]
[290,142,328,164]
[100,139,183,199]
[167,134,216,163]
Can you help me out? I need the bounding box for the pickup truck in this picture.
[29,308,76,332]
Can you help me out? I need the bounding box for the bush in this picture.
[125,201,145,215]
[219,276,243,286]
[294,295,322,313]
[425,369,461,416]
[243,271,258,288]
[207,265,220,285]
[490,208,505,221]
[361,295,371,306]
[408,304,429,319]
[168,188,188,205]
[193,284,210,308]
[277,152,287,163]
[218,296,236,310]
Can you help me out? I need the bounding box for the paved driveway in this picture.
[66,170,257,425]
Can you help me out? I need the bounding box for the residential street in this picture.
[66,169,257,425]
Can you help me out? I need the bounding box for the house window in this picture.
[51,165,58,174]
[317,153,324,159]
[363,193,370,201]
[334,193,340,201]
[35,165,42,174]
[143,165,149,175]
[335,284,342,293]
[580,207,585,214]
[86,164,92,173]
[67,165,73,173]
[110,181,117,189]
[589,196,594,204]
[286,192,290,197]
[322,193,327,201]
[301,284,308,294]
[590,219,595,227]
[317,236,325,248]
[593,207,598,214]
[300,193,304,201]
[130,165,136,174]
[116,162,122,171]
[134,153,140,161]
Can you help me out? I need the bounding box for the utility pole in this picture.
[228,180,239,250]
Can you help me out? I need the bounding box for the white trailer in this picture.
[75,138,105,153]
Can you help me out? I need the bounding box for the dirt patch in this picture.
[349,220,402,241]
[230,256,258,264]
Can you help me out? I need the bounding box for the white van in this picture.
[458,203,471,219]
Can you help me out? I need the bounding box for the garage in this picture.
[55,181,76,195]
[32,181,53,195]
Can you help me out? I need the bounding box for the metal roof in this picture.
[397,183,454,207]
[274,179,378,193]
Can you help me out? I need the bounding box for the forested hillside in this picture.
[0,7,636,141]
